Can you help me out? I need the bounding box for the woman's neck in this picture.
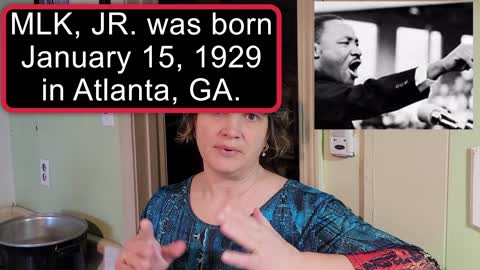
[194,165,268,200]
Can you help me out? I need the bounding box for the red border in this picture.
[1,4,282,113]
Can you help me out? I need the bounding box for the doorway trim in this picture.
[118,114,137,242]
[297,0,316,187]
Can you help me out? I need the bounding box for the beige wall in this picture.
[444,3,480,269]
[365,130,449,264]
[319,129,450,265]
[320,130,362,215]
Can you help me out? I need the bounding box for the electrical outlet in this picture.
[40,159,50,187]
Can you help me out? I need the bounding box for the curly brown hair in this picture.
[176,110,291,159]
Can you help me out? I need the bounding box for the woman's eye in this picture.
[246,114,258,121]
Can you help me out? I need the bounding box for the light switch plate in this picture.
[471,147,480,229]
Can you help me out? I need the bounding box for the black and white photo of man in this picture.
[314,1,473,129]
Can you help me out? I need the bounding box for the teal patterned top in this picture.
[143,177,438,270]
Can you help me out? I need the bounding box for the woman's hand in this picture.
[115,219,186,270]
[218,207,302,270]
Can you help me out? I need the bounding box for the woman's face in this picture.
[195,113,268,176]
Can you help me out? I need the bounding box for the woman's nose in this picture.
[220,115,242,138]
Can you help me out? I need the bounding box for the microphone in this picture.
[417,103,460,129]
[465,119,473,129]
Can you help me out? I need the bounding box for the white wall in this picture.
[0,109,15,207]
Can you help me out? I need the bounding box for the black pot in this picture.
[0,213,88,270]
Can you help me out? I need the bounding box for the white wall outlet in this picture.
[471,147,480,229]
[40,159,50,187]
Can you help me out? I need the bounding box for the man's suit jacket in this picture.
[315,68,430,129]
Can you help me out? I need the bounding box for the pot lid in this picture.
[0,213,88,248]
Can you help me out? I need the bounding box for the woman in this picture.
[116,112,440,270]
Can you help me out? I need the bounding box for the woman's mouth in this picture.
[214,145,240,157]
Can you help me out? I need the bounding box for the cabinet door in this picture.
[363,130,449,265]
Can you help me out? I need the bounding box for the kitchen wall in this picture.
[9,114,126,243]
[1,0,132,244]
[445,3,480,269]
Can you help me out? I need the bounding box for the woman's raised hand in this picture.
[219,207,302,270]
[115,219,187,270]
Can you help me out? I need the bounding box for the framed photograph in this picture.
[314,1,473,130]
